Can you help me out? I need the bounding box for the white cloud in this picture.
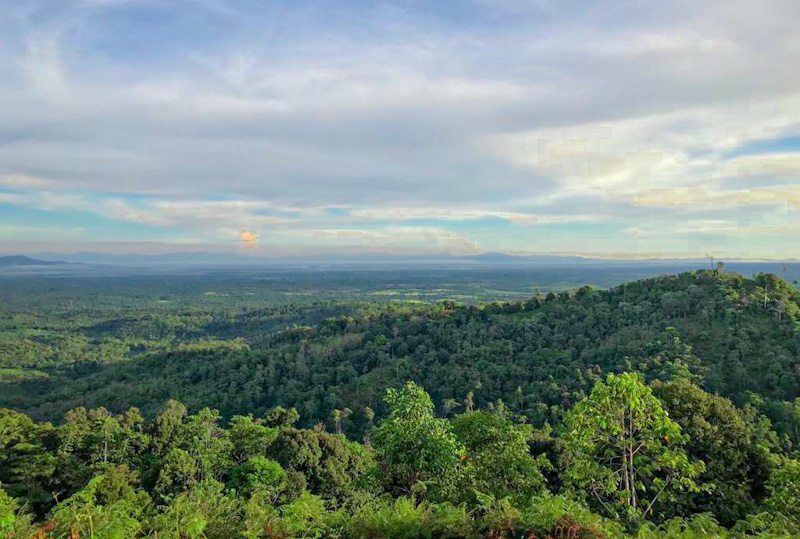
[288,226,481,254]
[0,193,25,204]
[720,153,800,181]
[0,188,298,240]
[633,185,800,209]
[348,207,603,224]
[0,174,61,189]
[0,224,84,239]
[487,94,800,217]
[1,0,800,256]
[21,37,66,99]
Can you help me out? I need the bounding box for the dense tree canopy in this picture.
[0,377,798,537]
[4,271,799,448]
[0,269,799,537]
[651,378,775,524]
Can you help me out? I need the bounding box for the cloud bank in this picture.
[0,0,799,258]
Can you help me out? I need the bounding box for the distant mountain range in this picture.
[2,251,795,270]
[23,250,716,267]
[0,255,68,267]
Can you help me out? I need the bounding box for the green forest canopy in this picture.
[1,269,800,537]
[1,377,799,538]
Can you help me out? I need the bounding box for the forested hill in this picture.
[3,269,799,444]
[0,255,67,267]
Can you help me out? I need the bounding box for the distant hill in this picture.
[24,250,800,269]
[0,255,68,267]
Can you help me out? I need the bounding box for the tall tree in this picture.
[765,457,800,524]
[651,378,774,524]
[562,373,704,519]
[372,382,463,500]
[451,409,547,503]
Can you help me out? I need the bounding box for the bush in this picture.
[348,497,474,539]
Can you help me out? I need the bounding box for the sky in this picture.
[0,0,799,259]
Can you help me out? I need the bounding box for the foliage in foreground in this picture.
[2,376,800,538]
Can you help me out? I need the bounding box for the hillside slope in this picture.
[3,270,799,439]
[0,255,66,267]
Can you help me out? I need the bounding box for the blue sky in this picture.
[0,0,799,259]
